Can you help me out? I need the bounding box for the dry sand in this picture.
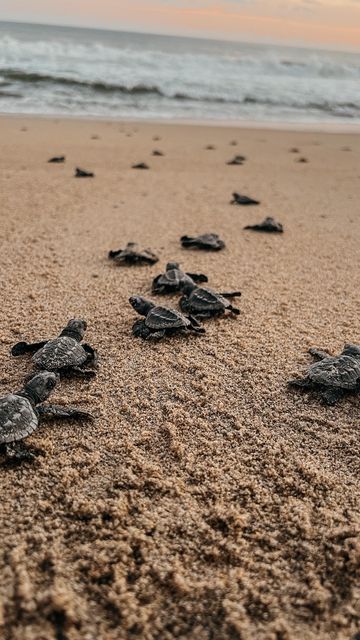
[0,116,359,640]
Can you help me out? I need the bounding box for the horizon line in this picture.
[1,18,359,55]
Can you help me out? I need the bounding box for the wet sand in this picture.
[0,116,359,640]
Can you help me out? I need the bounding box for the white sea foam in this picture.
[0,21,359,123]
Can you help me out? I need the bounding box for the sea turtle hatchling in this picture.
[152,262,208,294]
[244,217,283,233]
[129,296,205,340]
[0,371,92,462]
[109,242,159,265]
[179,281,241,319]
[231,192,260,205]
[288,344,360,405]
[11,319,97,379]
[181,233,225,251]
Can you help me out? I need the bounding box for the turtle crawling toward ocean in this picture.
[181,233,225,251]
[231,193,260,205]
[109,242,158,265]
[75,167,94,177]
[227,155,246,166]
[288,344,360,405]
[244,217,283,233]
[179,281,241,319]
[129,296,205,340]
[152,262,208,294]
[0,371,92,462]
[11,319,97,379]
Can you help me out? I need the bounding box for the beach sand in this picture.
[0,116,359,640]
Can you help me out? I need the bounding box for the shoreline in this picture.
[1,111,360,134]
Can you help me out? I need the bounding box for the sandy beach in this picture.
[0,115,359,640]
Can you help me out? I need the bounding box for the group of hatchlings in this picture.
[1,213,359,464]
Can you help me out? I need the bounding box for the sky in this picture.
[1,0,360,50]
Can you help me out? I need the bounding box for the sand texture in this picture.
[0,116,359,640]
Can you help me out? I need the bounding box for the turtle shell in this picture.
[187,287,228,312]
[308,355,360,390]
[146,306,190,330]
[0,394,38,443]
[157,269,182,288]
[33,336,87,370]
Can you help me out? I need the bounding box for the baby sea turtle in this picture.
[11,319,97,379]
[231,192,260,205]
[152,150,164,156]
[288,344,360,405]
[109,242,158,265]
[152,262,208,294]
[0,371,92,462]
[181,233,225,251]
[227,155,246,165]
[179,282,241,319]
[75,167,94,177]
[129,296,205,340]
[244,217,283,233]
[132,162,149,170]
[48,156,65,163]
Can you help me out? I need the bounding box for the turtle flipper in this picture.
[38,404,93,420]
[320,388,344,406]
[11,340,48,356]
[132,319,151,339]
[186,273,208,283]
[1,442,45,464]
[288,376,313,389]
[82,344,98,367]
[146,329,166,340]
[228,305,240,315]
[309,348,331,361]
[220,291,241,298]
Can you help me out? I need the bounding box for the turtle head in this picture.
[60,319,87,341]
[343,343,360,358]
[23,371,59,404]
[129,296,155,316]
[166,262,180,271]
[179,279,197,296]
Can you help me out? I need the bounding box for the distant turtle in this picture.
[129,296,205,340]
[227,155,246,165]
[109,242,158,265]
[11,319,97,379]
[0,371,92,462]
[132,162,149,170]
[75,167,94,177]
[289,147,299,153]
[230,140,238,146]
[152,150,164,156]
[231,193,260,205]
[297,157,308,163]
[48,156,65,163]
[288,344,360,405]
[205,145,216,150]
[244,217,283,233]
[152,262,208,294]
[179,281,241,319]
[181,233,225,251]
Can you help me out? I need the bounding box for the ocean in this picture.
[0,21,359,125]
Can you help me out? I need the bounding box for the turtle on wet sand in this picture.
[109,242,158,265]
[129,296,205,340]
[244,217,283,233]
[48,156,65,163]
[227,155,246,166]
[75,167,94,177]
[179,281,241,319]
[152,262,208,294]
[0,371,92,462]
[181,233,225,251]
[11,319,97,379]
[231,192,260,205]
[288,344,360,405]
[132,162,149,170]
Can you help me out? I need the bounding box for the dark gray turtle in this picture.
[132,162,149,170]
[179,281,241,319]
[244,217,283,233]
[152,150,164,156]
[288,344,360,405]
[181,234,225,251]
[48,156,65,163]
[129,296,205,340]
[227,155,246,165]
[109,242,158,265]
[152,262,208,295]
[231,192,260,205]
[11,319,97,379]
[75,167,94,177]
[0,371,92,462]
